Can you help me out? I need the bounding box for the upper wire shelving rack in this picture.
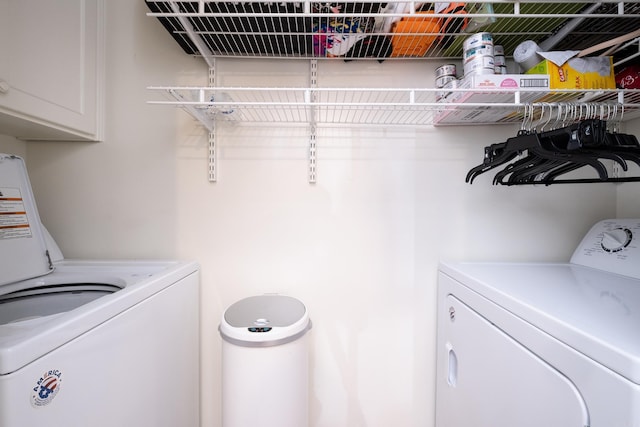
[147,1,640,125]
[146,1,640,180]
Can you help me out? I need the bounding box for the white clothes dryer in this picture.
[0,154,200,427]
[436,219,640,427]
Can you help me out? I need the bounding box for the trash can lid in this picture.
[219,294,311,347]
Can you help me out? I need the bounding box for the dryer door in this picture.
[436,295,589,427]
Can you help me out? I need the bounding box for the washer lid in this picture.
[0,154,53,287]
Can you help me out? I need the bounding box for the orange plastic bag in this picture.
[390,12,440,57]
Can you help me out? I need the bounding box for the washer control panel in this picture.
[570,219,640,279]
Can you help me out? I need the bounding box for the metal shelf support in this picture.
[309,59,318,183]
[208,60,217,182]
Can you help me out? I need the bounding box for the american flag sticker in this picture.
[31,370,63,408]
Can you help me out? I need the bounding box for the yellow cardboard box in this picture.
[526,56,615,90]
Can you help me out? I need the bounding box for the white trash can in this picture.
[219,294,311,427]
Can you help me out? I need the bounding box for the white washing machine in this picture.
[436,218,640,427]
[0,154,200,426]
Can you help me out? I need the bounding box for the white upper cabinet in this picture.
[0,0,104,141]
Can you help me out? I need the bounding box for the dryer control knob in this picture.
[601,228,632,253]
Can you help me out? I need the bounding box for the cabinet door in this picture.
[0,0,104,141]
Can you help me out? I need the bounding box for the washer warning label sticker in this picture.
[31,370,63,408]
[0,187,32,240]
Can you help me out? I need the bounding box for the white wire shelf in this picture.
[148,86,640,127]
[146,1,640,63]
[146,0,640,128]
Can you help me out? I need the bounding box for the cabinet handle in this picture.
[0,80,9,94]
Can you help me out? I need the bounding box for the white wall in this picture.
[13,1,635,426]
[0,134,26,158]
[618,119,640,216]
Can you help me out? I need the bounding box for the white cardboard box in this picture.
[433,74,550,125]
